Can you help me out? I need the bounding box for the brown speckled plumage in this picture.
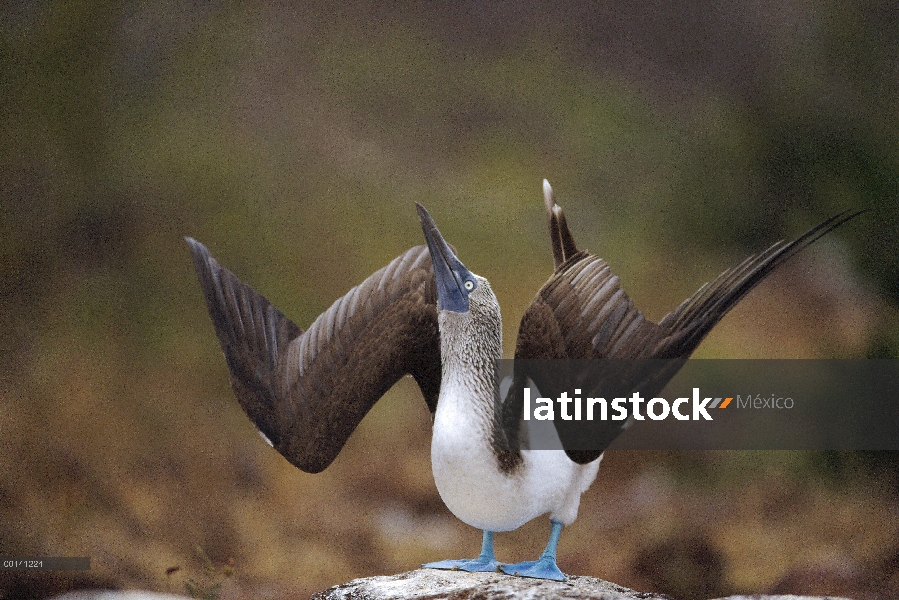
[188,241,440,473]
[188,188,862,474]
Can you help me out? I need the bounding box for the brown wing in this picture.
[187,239,440,473]
[515,184,863,463]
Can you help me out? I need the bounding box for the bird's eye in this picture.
[464,280,475,291]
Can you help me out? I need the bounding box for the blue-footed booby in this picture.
[187,181,861,581]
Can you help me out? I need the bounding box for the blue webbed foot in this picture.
[501,556,565,581]
[423,530,503,573]
[423,556,503,573]
[502,520,567,581]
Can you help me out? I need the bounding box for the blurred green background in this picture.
[2,2,899,599]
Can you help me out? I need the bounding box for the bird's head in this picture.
[417,203,482,314]
[417,204,501,357]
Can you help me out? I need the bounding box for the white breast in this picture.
[430,378,600,532]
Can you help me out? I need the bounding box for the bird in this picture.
[186,180,862,581]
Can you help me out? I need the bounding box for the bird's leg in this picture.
[501,520,565,581]
[422,530,503,572]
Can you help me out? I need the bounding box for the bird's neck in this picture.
[433,308,524,474]
[436,310,502,431]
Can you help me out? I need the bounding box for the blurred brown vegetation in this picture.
[2,2,899,599]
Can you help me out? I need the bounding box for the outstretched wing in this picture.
[514,182,863,463]
[188,239,441,473]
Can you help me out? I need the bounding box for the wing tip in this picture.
[185,236,211,263]
[654,207,865,356]
[777,207,866,264]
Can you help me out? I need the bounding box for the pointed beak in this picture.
[417,203,474,313]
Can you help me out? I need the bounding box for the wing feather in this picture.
[515,199,863,463]
[188,239,440,474]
